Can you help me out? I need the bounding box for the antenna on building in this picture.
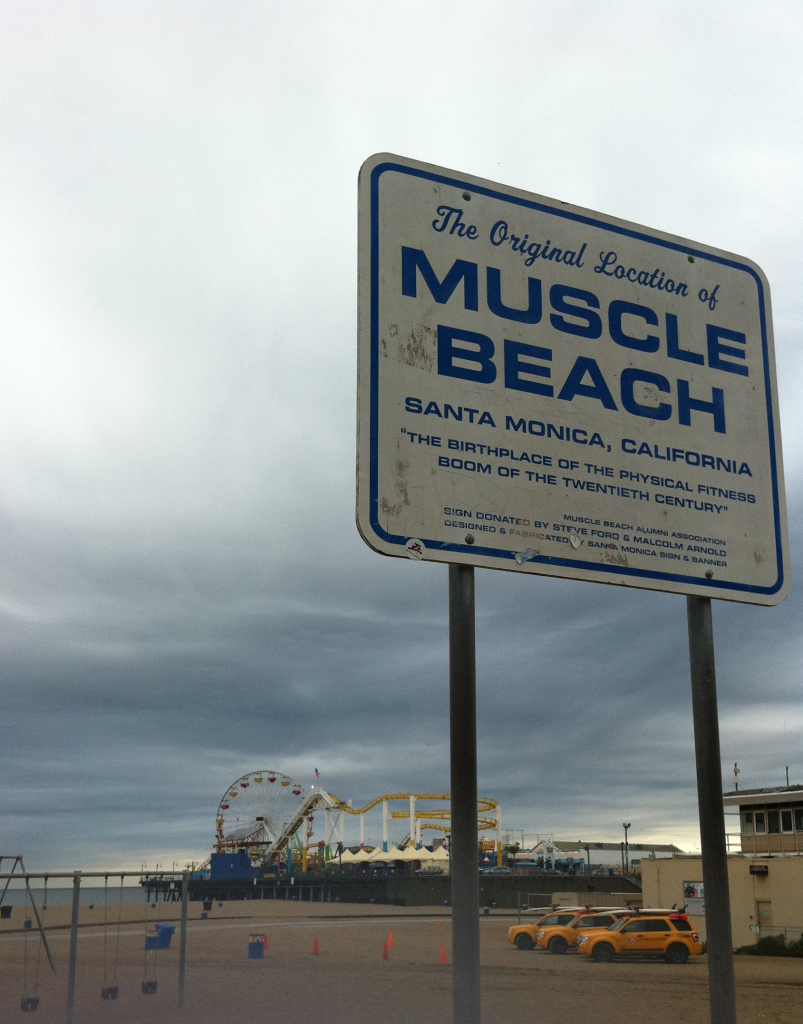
[786,766,789,787]
[732,763,740,791]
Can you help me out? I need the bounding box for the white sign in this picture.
[683,881,705,915]
[357,154,789,605]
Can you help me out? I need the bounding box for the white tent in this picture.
[351,847,373,863]
[326,848,357,865]
[368,845,405,862]
[394,845,424,862]
[400,844,449,862]
[422,845,449,862]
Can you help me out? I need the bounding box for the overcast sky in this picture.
[1,1,802,871]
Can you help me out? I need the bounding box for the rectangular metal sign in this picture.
[683,880,705,915]
[357,153,789,604]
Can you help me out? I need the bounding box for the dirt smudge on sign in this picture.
[380,460,411,520]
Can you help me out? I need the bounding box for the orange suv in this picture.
[535,909,632,953]
[577,912,703,964]
[507,909,585,951]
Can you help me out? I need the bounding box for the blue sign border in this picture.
[368,161,784,597]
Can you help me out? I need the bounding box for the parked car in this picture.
[535,909,632,953]
[577,912,703,963]
[507,909,586,951]
[414,865,444,875]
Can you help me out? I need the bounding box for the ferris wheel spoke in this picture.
[215,772,307,861]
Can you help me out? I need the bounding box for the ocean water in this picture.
[0,885,152,908]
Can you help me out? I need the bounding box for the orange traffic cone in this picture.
[387,931,394,948]
[437,920,441,926]
[313,936,319,955]
[382,941,389,961]
[263,934,269,951]
[439,944,447,966]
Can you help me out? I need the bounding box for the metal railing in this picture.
[755,924,803,941]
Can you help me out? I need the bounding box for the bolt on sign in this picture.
[357,154,789,605]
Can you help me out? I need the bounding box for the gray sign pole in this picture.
[448,564,481,1024]
[65,871,81,1024]
[178,869,189,1007]
[686,596,737,1024]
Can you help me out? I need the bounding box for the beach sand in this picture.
[1,900,800,1023]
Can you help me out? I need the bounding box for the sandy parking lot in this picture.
[1,901,801,1023]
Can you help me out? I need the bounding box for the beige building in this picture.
[722,784,803,855]
[642,852,803,947]
[642,784,803,947]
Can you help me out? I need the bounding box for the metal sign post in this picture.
[687,596,737,1024]
[449,564,481,1023]
[178,869,189,1007]
[357,153,789,1024]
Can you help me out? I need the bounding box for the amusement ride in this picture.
[213,770,502,870]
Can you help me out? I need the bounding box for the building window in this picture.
[795,809,803,832]
[754,811,766,834]
[742,812,753,835]
[767,810,780,835]
[781,810,793,833]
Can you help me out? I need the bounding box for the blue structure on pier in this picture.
[210,851,258,880]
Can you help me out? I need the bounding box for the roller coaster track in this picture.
[327,792,499,817]
[261,790,499,867]
[262,789,338,866]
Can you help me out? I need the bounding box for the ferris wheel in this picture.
[215,771,307,856]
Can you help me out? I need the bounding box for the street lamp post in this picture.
[622,823,631,875]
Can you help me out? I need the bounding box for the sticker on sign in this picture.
[356,153,789,605]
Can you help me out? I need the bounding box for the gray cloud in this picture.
[0,1,802,870]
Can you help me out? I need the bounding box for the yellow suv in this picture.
[535,909,632,954]
[507,909,585,951]
[577,912,703,964]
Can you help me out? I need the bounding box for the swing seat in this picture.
[141,980,158,995]
[20,996,39,1011]
[101,986,118,1001]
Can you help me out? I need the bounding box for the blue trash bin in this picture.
[248,939,264,960]
[144,934,158,950]
[156,924,175,949]
[24,919,32,930]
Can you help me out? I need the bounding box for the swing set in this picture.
[0,856,56,1013]
[141,885,163,995]
[0,865,190,1016]
[101,875,124,1000]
